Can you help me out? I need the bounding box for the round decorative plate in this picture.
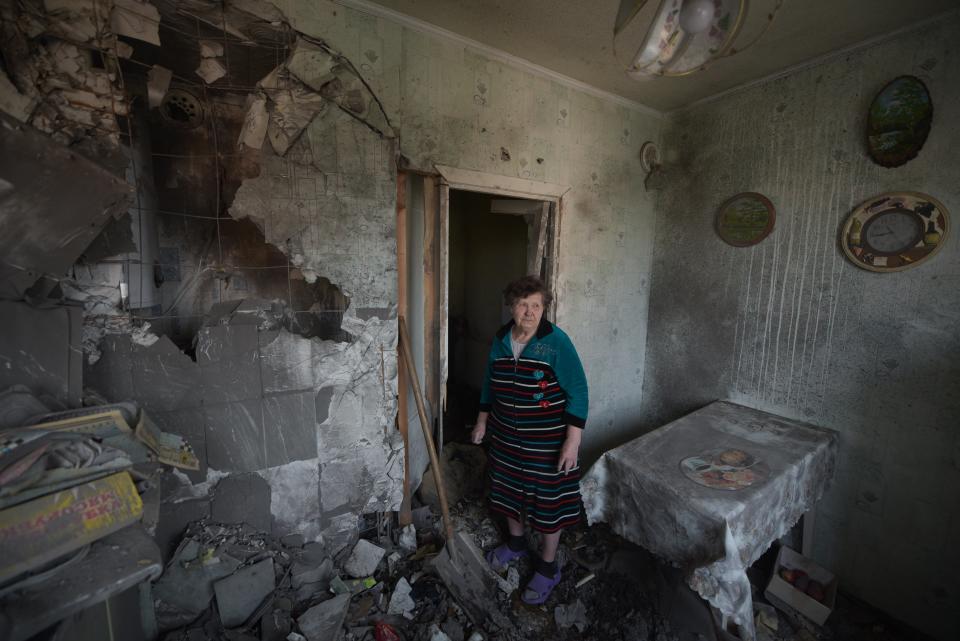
[680,448,769,491]
[867,76,933,168]
[716,192,776,247]
[841,192,949,272]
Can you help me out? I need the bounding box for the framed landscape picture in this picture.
[867,76,933,168]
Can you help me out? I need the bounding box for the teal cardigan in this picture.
[479,318,589,428]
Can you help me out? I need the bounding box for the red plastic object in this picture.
[375,622,401,641]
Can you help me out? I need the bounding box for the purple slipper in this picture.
[485,543,527,571]
[521,569,561,605]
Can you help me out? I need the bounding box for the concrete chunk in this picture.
[387,577,415,619]
[261,608,292,641]
[554,598,588,633]
[296,594,350,641]
[153,547,241,631]
[215,558,275,628]
[342,539,385,578]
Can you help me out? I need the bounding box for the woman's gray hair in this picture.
[503,276,553,308]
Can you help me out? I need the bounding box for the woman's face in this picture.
[511,292,545,334]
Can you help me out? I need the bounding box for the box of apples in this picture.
[764,545,837,625]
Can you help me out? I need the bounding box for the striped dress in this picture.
[479,319,589,533]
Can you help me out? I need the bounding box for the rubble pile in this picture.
[155,495,680,641]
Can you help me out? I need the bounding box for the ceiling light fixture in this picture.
[614,0,786,79]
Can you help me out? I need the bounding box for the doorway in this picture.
[396,168,565,513]
[444,190,544,443]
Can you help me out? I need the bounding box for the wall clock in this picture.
[716,192,775,247]
[841,191,948,272]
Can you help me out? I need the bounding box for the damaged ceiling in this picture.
[352,0,959,111]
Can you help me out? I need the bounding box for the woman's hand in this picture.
[471,411,489,444]
[557,426,583,473]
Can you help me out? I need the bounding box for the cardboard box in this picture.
[764,545,837,625]
[0,472,143,583]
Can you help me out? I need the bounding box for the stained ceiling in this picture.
[348,0,957,112]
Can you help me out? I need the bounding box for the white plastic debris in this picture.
[428,624,452,641]
[398,523,417,554]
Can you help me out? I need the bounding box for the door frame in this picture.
[432,165,569,447]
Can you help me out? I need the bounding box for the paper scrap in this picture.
[135,412,200,470]
[196,58,227,84]
[199,40,224,58]
[111,0,161,46]
[147,65,172,109]
[238,95,268,150]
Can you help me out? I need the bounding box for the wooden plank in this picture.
[434,164,566,201]
[395,171,412,526]
[545,200,563,323]
[490,198,542,215]
[526,202,549,278]
[438,181,450,450]
[430,531,515,632]
[422,176,439,431]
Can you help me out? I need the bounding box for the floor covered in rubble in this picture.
[153,469,937,641]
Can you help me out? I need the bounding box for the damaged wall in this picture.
[282,0,664,464]
[6,0,663,553]
[40,0,408,549]
[643,16,960,641]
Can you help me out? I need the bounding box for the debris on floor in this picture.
[152,492,683,641]
[150,488,938,641]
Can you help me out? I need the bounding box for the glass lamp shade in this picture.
[628,0,745,77]
[679,0,716,33]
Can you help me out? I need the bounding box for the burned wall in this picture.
[64,0,403,550]
[643,17,960,641]
[6,0,664,552]
[279,0,665,465]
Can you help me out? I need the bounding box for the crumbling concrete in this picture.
[85,305,401,544]
[387,577,415,619]
[296,594,351,641]
[153,542,242,630]
[342,539,386,578]
[0,0,139,151]
[214,558,275,628]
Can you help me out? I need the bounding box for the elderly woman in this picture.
[470,275,588,605]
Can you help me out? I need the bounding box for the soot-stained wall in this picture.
[644,17,960,640]
[76,0,663,552]
[278,0,665,463]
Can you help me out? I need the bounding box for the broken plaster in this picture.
[0,0,147,147]
[119,307,401,545]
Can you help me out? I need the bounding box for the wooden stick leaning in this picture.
[397,316,455,542]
